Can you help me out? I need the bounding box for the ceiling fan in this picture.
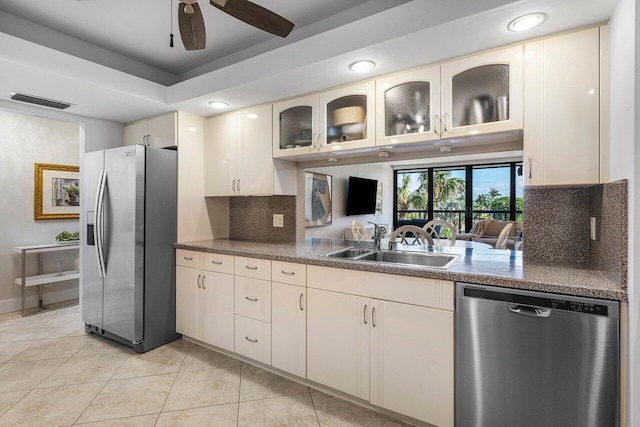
[178,0,294,51]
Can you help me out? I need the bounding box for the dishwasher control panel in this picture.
[463,286,610,316]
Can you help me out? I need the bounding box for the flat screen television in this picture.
[346,176,378,216]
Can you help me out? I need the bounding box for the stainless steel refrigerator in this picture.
[83,145,180,353]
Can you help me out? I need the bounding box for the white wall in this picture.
[302,163,394,239]
[609,0,638,425]
[0,110,80,312]
[0,100,123,314]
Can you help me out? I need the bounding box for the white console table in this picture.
[14,242,80,316]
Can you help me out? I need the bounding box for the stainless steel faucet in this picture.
[368,222,382,252]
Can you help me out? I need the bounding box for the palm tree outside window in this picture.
[394,162,523,232]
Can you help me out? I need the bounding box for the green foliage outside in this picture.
[396,170,523,227]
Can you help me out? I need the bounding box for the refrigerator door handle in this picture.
[95,169,107,277]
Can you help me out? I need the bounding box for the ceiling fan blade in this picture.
[179,2,206,50]
[210,0,294,38]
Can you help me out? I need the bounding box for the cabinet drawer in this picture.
[204,253,234,274]
[235,276,271,322]
[272,261,306,286]
[235,256,271,280]
[235,315,271,365]
[176,249,203,269]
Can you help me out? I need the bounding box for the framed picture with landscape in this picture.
[34,163,80,220]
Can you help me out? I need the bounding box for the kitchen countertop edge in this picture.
[175,240,627,302]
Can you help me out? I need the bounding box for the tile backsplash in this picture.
[229,196,296,243]
[523,180,628,287]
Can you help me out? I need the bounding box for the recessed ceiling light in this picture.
[246,113,259,119]
[209,101,229,109]
[349,60,376,73]
[507,13,546,32]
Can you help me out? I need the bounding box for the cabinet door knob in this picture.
[245,266,258,270]
[434,114,441,136]
[299,293,304,311]
[183,256,193,261]
[363,304,368,325]
[202,276,206,290]
[245,296,258,302]
[281,270,295,276]
[442,113,449,134]
[528,157,533,179]
[245,336,258,343]
[197,274,202,289]
[237,179,240,192]
[211,261,223,265]
[372,307,376,328]
[232,179,236,192]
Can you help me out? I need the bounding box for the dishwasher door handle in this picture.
[508,304,551,318]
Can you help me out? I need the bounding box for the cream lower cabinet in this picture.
[307,288,370,399]
[271,261,307,378]
[272,282,307,378]
[369,299,454,427]
[307,266,454,427]
[176,251,235,352]
[176,265,203,339]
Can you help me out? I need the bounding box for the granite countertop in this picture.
[175,238,627,301]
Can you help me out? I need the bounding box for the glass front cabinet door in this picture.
[317,81,376,153]
[376,65,441,146]
[273,94,319,159]
[440,45,523,138]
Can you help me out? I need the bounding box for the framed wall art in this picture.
[34,163,80,220]
[304,172,332,227]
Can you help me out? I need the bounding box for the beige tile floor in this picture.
[0,306,414,426]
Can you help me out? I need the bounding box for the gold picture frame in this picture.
[34,163,80,220]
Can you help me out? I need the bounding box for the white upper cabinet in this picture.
[273,94,319,158]
[273,82,376,158]
[523,27,601,186]
[123,121,148,147]
[375,65,441,146]
[440,45,523,138]
[237,104,276,195]
[318,81,376,153]
[206,105,296,197]
[205,112,237,197]
[124,113,177,149]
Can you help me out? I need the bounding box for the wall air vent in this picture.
[9,93,72,110]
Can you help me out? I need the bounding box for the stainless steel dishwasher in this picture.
[456,283,619,427]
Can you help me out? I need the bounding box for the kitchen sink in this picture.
[321,247,375,259]
[320,248,459,269]
[357,250,459,269]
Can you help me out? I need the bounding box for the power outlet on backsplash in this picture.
[273,214,284,228]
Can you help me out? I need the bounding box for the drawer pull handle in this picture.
[245,266,258,270]
[184,257,193,261]
[197,274,202,289]
[245,337,258,343]
[299,293,304,311]
[245,296,258,302]
[281,270,295,276]
[211,261,223,265]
